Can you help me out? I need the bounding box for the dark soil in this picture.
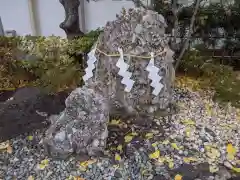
[0,87,69,142]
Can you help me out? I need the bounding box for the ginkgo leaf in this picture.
[183,157,198,163]
[41,159,49,165]
[124,135,133,143]
[78,166,87,171]
[209,165,219,173]
[232,167,240,173]
[27,136,33,141]
[174,174,182,180]
[162,140,169,145]
[149,150,160,159]
[38,159,49,170]
[115,153,121,161]
[210,148,221,158]
[157,157,165,164]
[80,159,97,167]
[227,143,237,156]
[171,143,180,150]
[145,133,154,139]
[66,175,74,180]
[181,119,195,126]
[152,142,158,147]
[113,164,119,169]
[38,164,47,170]
[131,132,138,136]
[109,119,120,125]
[185,128,191,137]
[117,145,123,151]
[168,161,174,169]
[27,176,34,180]
[205,104,212,116]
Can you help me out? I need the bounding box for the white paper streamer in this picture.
[146,52,164,96]
[82,48,97,83]
[116,48,134,92]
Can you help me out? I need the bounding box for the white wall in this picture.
[0,0,32,35]
[36,0,66,37]
[84,0,135,32]
[0,0,136,36]
[0,0,65,36]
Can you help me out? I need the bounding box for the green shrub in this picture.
[0,30,101,93]
[179,49,240,107]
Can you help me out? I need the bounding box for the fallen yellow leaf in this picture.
[41,159,49,165]
[80,159,96,167]
[38,159,49,170]
[171,143,180,150]
[124,135,133,143]
[115,153,121,161]
[183,157,198,163]
[227,143,237,156]
[149,150,160,159]
[157,157,165,164]
[181,119,195,126]
[162,140,169,145]
[78,166,87,171]
[205,104,213,116]
[109,119,120,125]
[131,132,138,136]
[66,175,74,180]
[152,142,158,148]
[145,133,154,139]
[27,136,33,141]
[117,145,123,151]
[27,176,34,180]
[174,174,182,180]
[168,161,174,169]
[209,165,219,173]
[185,128,191,137]
[232,167,240,173]
[38,164,46,170]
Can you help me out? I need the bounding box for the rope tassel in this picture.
[146,52,164,96]
[116,48,134,92]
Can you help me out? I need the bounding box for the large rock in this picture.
[87,8,175,116]
[43,8,175,159]
[43,86,109,159]
[0,87,68,142]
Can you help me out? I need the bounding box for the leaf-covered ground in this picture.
[0,77,240,180]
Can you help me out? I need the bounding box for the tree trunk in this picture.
[59,0,84,39]
[174,0,201,70]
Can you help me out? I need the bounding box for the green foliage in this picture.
[0,36,32,89]
[0,30,101,93]
[180,49,240,107]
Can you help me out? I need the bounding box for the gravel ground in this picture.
[0,88,240,180]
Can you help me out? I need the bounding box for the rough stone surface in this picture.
[43,86,109,159]
[87,8,175,116]
[44,8,175,158]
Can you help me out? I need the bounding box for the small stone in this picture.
[224,161,233,169]
[183,150,189,156]
[179,150,183,155]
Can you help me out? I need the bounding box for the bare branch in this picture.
[174,0,201,70]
